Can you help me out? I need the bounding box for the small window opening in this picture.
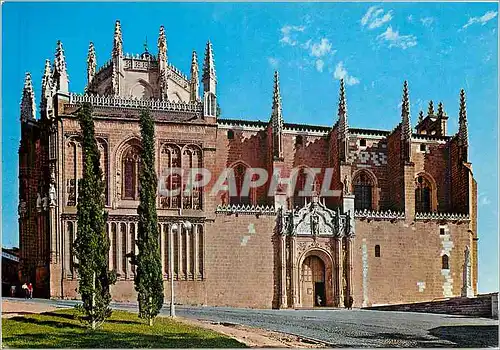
[227,130,234,140]
[440,228,445,235]
[375,245,380,257]
[442,255,449,270]
[360,139,367,147]
[295,135,303,147]
[420,144,426,152]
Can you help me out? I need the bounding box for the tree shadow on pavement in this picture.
[428,325,499,348]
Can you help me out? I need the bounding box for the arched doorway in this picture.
[301,255,326,307]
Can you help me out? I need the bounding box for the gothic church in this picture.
[18,21,477,308]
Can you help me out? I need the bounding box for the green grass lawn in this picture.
[2,308,247,348]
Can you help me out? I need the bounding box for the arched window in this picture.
[230,163,251,205]
[160,145,181,209]
[375,245,380,257]
[415,175,432,213]
[182,146,202,210]
[293,168,319,209]
[442,255,449,270]
[67,221,74,275]
[353,171,374,210]
[122,146,141,200]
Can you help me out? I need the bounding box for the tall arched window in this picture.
[182,145,202,210]
[122,146,141,200]
[353,171,374,210]
[293,168,318,209]
[415,175,432,213]
[230,163,251,205]
[97,139,109,205]
[442,254,449,270]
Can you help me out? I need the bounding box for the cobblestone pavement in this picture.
[3,298,498,348]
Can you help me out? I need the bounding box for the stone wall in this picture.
[353,218,472,307]
[365,293,498,319]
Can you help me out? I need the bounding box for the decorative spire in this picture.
[41,59,53,100]
[272,71,284,130]
[271,71,284,159]
[41,59,54,119]
[458,89,468,148]
[52,40,69,93]
[401,80,411,140]
[87,42,96,87]
[427,100,434,117]
[190,50,200,102]
[202,40,216,94]
[20,72,36,121]
[113,20,123,57]
[157,26,168,100]
[157,25,167,62]
[337,78,348,137]
[111,63,118,96]
[418,110,424,123]
[437,101,444,118]
[54,40,67,76]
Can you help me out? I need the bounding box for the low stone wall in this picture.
[364,293,498,319]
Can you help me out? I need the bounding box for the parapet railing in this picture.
[354,209,405,220]
[68,94,203,113]
[215,204,277,215]
[415,212,470,221]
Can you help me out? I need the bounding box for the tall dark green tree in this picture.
[134,109,164,326]
[73,102,116,330]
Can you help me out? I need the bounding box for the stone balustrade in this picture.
[354,209,405,220]
[415,212,470,221]
[215,204,276,215]
[68,93,203,113]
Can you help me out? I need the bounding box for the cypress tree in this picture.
[73,102,116,330]
[134,109,164,326]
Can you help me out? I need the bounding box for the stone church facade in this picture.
[18,21,478,308]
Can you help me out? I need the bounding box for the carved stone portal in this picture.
[277,199,354,309]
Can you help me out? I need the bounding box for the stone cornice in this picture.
[217,118,331,135]
[61,213,206,223]
[349,128,390,137]
[412,133,451,142]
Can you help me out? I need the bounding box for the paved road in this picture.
[4,298,498,348]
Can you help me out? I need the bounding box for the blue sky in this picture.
[2,2,498,293]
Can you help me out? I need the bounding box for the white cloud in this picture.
[377,26,417,49]
[361,6,393,30]
[462,11,497,29]
[407,15,414,23]
[310,38,333,57]
[268,57,279,68]
[420,17,434,27]
[280,25,305,46]
[333,61,360,86]
[315,59,324,72]
[361,6,377,26]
